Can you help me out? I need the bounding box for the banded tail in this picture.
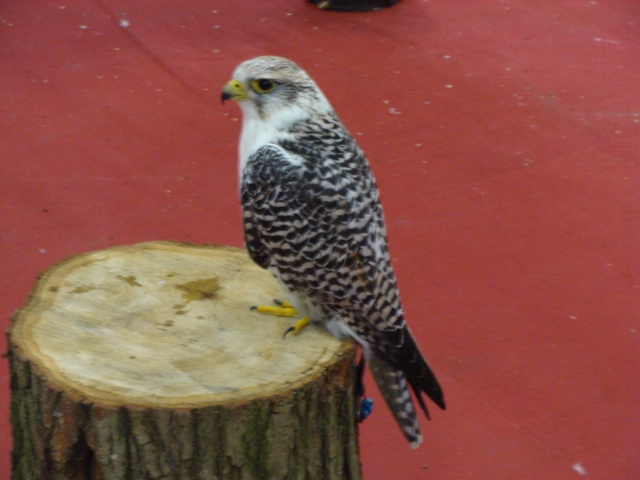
[367,328,446,448]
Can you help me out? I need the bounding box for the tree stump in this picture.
[8,241,361,480]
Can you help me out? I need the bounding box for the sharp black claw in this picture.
[250,305,258,311]
[273,299,284,306]
[282,326,295,339]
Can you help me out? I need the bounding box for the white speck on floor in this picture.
[572,462,587,475]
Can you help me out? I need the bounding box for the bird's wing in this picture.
[241,197,271,270]
[241,140,400,324]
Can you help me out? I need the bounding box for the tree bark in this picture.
[9,241,361,480]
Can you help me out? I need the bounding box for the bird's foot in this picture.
[250,299,298,317]
[283,316,311,338]
[250,300,310,338]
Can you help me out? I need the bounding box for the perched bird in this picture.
[222,56,445,448]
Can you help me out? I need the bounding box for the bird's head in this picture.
[221,56,331,122]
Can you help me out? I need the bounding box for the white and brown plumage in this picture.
[222,56,445,447]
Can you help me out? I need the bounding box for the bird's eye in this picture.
[252,79,276,94]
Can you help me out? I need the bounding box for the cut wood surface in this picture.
[9,241,361,480]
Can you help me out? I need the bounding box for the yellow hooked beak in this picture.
[221,79,249,103]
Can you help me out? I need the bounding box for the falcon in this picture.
[222,56,445,447]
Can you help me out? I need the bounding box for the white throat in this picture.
[236,93,333,174]
[237,102,312,173]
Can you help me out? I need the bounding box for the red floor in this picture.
[1,1,639,478]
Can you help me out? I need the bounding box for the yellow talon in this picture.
[251,305,298,317]
[250,300,310,338]
[284,316,311,338]
[250,299,298,317]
